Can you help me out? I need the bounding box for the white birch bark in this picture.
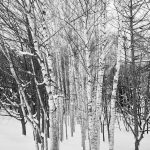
[91,1,108,149]
[109,42,121,150]
[109,1,123,149]
[83,28,95,150]
[26,3,56,149]
[68,51,75,136]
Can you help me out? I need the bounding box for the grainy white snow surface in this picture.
[0,114,150,150]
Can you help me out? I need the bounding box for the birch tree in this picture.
[109,37,121,150]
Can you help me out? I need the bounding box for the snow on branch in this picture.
[16,51,36,57]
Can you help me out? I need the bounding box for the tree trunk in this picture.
[19,106,26,135]
[109,43,121,150]
[129,1,139,148]
[135,139,139,150]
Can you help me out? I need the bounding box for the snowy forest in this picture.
[0,0,150,150]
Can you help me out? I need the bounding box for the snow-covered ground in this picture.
[0,115,35,150]
[0,115,150,150]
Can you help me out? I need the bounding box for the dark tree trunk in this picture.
[19,107,26,135]
[129,1,139,149]
[135,139,139,150]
